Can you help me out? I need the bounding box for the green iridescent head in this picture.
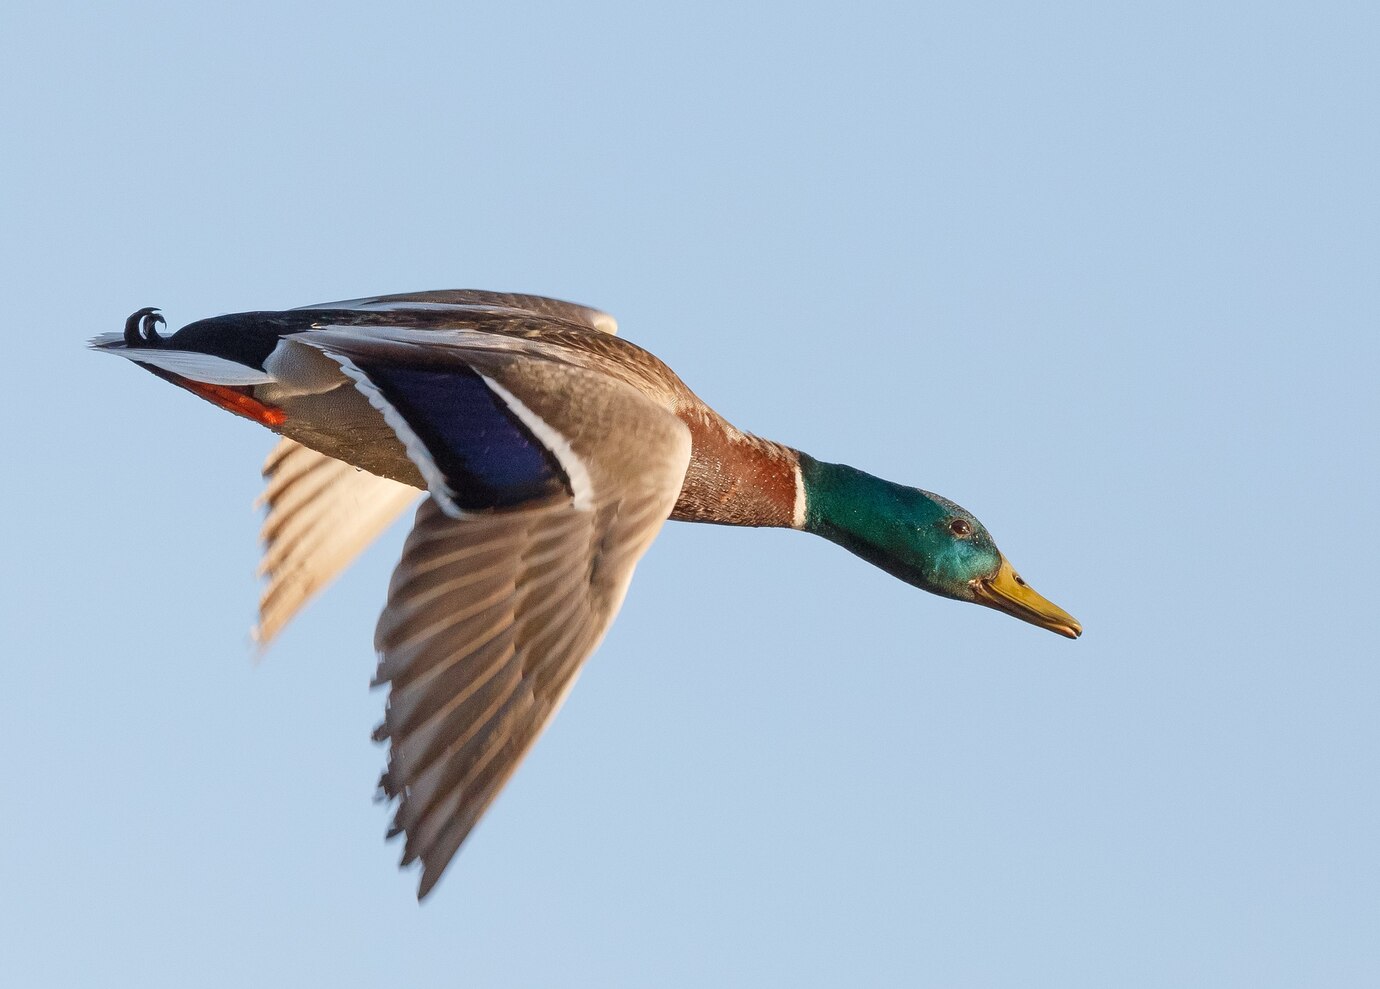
[799,456,1080,638]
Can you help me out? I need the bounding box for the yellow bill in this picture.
[971,558,1082,639]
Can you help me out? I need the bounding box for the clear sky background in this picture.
[3,2,1377,986]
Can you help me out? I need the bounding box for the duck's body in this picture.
[95,289,1079,898]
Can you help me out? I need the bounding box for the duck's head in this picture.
[799,456,1081,639]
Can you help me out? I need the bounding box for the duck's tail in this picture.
[89,307,275,386]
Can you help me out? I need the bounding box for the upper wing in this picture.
[299,329,691,897]
[256,439,420,647]
[297,289,619,336]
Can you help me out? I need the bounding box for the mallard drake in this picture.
[93,290,1080,897]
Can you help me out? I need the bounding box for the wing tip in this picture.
[416,871,441,901]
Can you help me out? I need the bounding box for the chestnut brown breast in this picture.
[669,407,801,528]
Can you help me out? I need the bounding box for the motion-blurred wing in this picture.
[256,439,420,646]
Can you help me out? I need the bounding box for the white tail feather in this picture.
[94,345,275,386]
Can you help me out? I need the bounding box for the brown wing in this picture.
[374,480,680,897]
[298,289,619,335]
[256,439,420,646]
[302,328,692,897]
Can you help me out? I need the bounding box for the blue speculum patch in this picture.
[361,362,571,509]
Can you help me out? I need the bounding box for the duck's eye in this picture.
[949,519,971,536]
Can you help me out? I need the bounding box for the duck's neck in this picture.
[797,454,915,557]
[795,455,959,588]
[669,408,804,528]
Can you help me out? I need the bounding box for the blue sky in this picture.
[3,2,1377,986]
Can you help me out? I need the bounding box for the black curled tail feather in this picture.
[123,307,166,347]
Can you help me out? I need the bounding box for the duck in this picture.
[92,289,1081,898]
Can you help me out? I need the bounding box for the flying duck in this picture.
[93,290,1080,897]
